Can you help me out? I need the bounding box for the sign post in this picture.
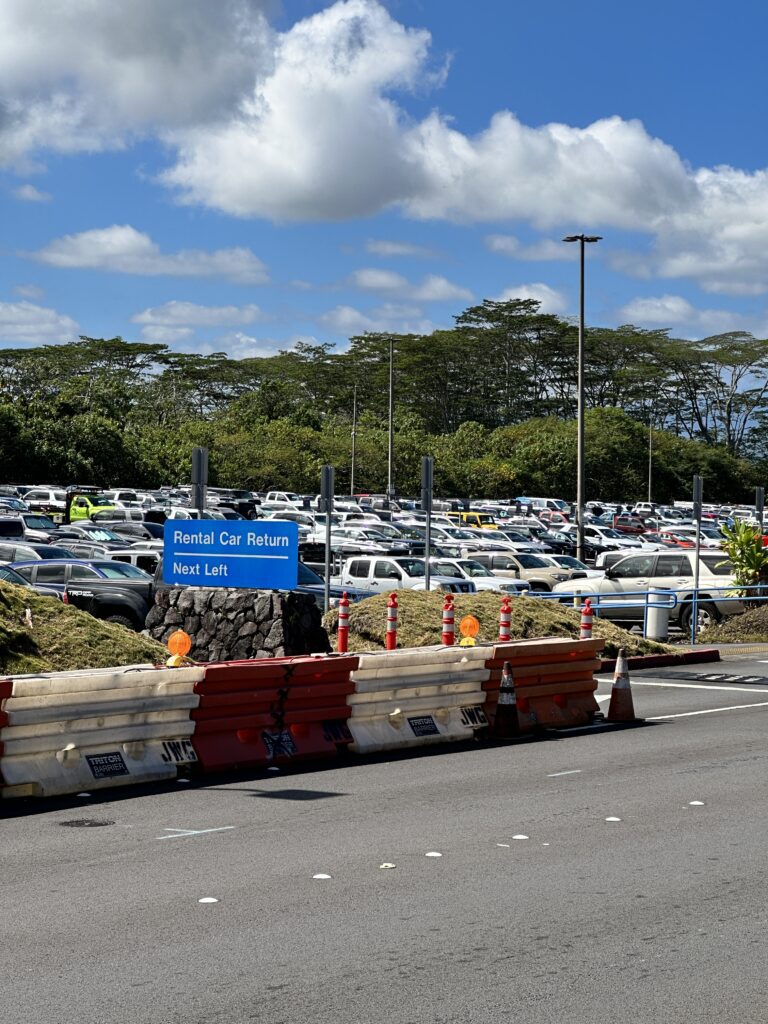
[191,447,208,514]
[163,520,299,589]
[691,474,703,644]
[320,465,335,613]
[756,486,765,532]
[421,456,434,591]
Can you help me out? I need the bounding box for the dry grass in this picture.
[324,591,673,658]
[699,605,768,645]
[0,581,167,674]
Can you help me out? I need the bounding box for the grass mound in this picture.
[699,605,768,644]
[324,591,673,658]
[0,581,167,674]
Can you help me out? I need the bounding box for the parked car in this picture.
[468,551,588,591]
[0,563,64,599]
[0,541,75,563]
[552,550,736,631]
[108,521,166,541]
[21,487,67,515]
[11,558,152,592]
[429,557,529,595]
[336,556,476,593]
[537,554,604,579]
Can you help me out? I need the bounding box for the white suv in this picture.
[552,550,736,631]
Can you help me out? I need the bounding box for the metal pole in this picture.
[648,410,653,504]
[191,447,208,514]
[321,465,334,614]
[576,238,585,564]
[350,384,357,498]
[691,474,702,645]
[756,486,765,532]
[387,336,394,501]
[422,456,434,592]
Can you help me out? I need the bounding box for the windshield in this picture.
[81,527,121,541]
[91,562,152,579]
[23,515,57,529]
[516,554,549,569]
[553,556,588,570]
[43,547,76,559]
[457,560,494,578]
[394,558,426,577]
[297,562,324,585]
[600,528,623,539]
[88,496,114,507]
[0,565,29,585]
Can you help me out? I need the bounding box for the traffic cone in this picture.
[492,660,520,738]
[606,648,637,722]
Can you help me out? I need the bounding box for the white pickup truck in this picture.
[335,555,476,594]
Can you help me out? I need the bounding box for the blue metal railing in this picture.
[528,583,768,644]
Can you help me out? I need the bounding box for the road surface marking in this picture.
[547,769,582,777]
[648,700,768,720]
[630,681,768,693]
[156,827,235,840]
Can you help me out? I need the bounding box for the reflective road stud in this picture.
[385,592,399,651]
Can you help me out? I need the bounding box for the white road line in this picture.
[631,681,768,693]
[596,695,611,703]
[155,827,235,840]
[547,769,582,777]
[648,701,768,720]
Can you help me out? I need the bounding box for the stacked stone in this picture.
[145,588,330,662]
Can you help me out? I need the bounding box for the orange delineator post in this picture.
[442,594,455,646]
[580,597,594,640]
[337,591,350,653]
[499,595,512,642]
[385,592,399,651]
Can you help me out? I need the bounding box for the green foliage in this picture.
[0,313,766,499]
[718,519,768,588]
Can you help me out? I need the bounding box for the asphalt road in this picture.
[3,656,768,1024]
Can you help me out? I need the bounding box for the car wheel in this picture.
[679,601,719,633]
[104,614,137,631]
[528,582,550,592]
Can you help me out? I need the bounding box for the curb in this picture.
[597,648,720,674]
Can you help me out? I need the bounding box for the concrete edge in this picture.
[597,648,721,674]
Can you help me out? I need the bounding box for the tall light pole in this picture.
[350,384,358,498]
[563,233,601,563]
[387,335,395,503]
[647,404,653,504]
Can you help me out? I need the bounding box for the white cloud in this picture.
[30,225,268,284]
[618,294,768,338]
[0,0,274,165]
[349,267,471,302]
[365,239,435,258]
[485,234,578,261]
[0,300,78,343]
[12,183,51,201]
[1,0,768,296]
[131,301,262,327]
[496,283,567,315]
[13,283,44,299]
[202,331,309,359]
[319,303,436,336]
[139,325,194,344]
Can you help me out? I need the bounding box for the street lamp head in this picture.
[562,234,602,243]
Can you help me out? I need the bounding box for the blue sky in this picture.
[1,0,767,356]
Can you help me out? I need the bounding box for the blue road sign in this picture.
[162,520,299,589]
